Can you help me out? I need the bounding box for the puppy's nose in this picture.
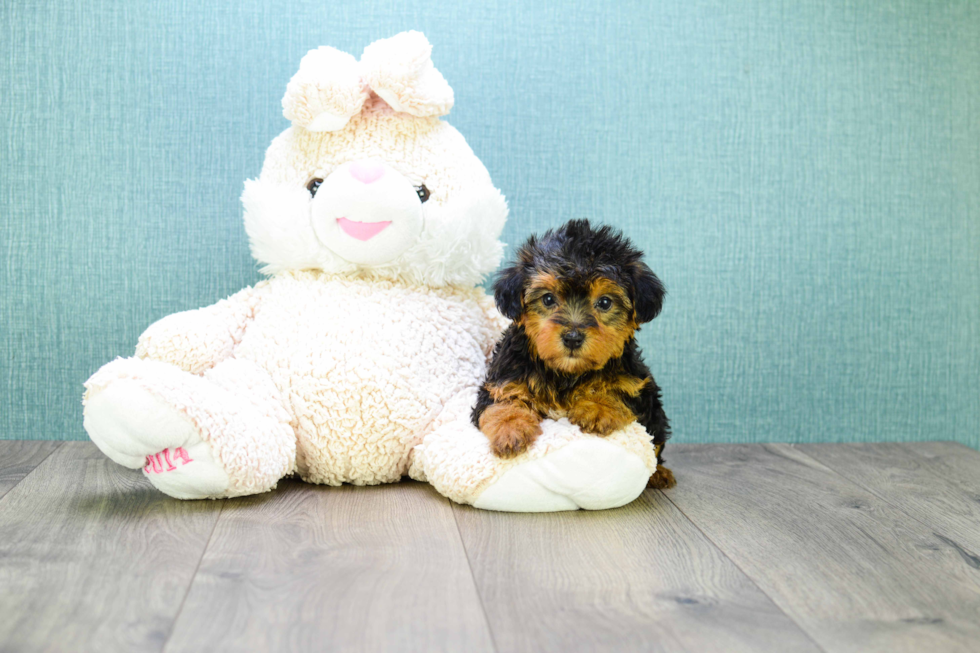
[349,160,385,184]
[562,329,585,350]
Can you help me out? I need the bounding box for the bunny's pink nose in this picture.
[349,160,385,184]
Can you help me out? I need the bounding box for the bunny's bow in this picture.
[282,31,454,133]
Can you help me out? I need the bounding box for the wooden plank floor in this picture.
[2,440,979,652]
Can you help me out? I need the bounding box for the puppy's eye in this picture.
[596,296,613,311]
[415,184,430,203]
[542,293,557,308]
[307,178,323,197]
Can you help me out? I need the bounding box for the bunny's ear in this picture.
[282,46,369,132]
[360,31,454,117]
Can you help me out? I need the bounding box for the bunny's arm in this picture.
[414,291,507,445]
[135,282,269,374]
[475,292,510,364]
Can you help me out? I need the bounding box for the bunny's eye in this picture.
[307,178,323,197]
[415,184,430,203]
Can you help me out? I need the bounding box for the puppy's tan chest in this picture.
[528,373,649,417]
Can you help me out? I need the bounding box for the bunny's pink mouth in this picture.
[337,217,391,241]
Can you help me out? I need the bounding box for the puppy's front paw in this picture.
[479,403,543,458]
[568,400,634,436]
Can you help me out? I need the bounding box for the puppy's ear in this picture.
[493,263,525,320]
[631,263,666,323]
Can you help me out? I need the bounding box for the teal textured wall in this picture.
[2,0,978,446]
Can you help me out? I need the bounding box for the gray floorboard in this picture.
[797,442,980,553]
[663,443,980,653]
[4,441,979,652]
[0,440,61,500]
[905,441,980,496]
[0,442,222,653]
[453,490,823,653]
[163,480,494,653]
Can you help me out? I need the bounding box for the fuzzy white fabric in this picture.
[407,387,657,508]
[85,380,232,499]
[85,356,295,498]
[83,32,658,511]
[361,31,454,118]
[282,46,368,133]
[242,100,508,286]
[473,440,651,512]
[308,161,424,265]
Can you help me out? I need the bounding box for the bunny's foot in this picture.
[84,357,295,499]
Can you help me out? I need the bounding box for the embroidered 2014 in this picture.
[144,447,193,474]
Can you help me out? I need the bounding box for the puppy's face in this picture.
[521,271,636,374]
[493,220,666,375]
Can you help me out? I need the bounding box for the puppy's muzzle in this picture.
[561,329,586,350]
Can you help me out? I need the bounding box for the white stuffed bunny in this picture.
[83,32,658,511]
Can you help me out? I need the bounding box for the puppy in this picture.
[471,219,675,489]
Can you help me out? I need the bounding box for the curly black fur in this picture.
[472,219,672,466]
[492,219,666,323]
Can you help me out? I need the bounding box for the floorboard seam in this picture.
[160,500,225,653]
[0,441,65,503]
[655,488,830,653]
[450,503,500,653]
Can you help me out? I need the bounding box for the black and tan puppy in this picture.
[472,219,675,489]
